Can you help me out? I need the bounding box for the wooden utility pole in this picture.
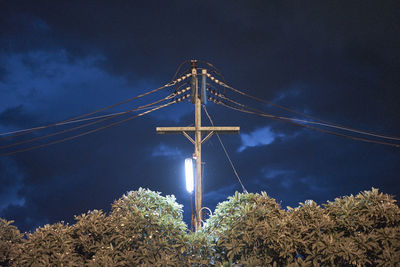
[156,60,239,231]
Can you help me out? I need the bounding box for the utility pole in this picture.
[156,60,239,231]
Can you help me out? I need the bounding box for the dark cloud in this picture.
[0,105,35,127]
[0,0,399,231]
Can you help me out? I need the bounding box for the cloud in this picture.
[203,183,237,207]
[152,144,182,157]
[262,169,294,180]
[0,158,25,212]
[0,105,36,129]
[238,126,282,152]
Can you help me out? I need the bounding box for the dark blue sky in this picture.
[1,0,399,232]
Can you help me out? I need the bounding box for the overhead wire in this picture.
[0,93,176,150]
[209,95,400,148]
[209,88,400,141]
[207,74,400,142]
[197,60,226,83]
[0,72,191,140]
[0,98,181,157]
[202,104,248,193]
[0,104,162,137]
[171,60,190,81]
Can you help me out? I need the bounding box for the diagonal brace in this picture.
[201,131,214,144]
[182,131,195,144]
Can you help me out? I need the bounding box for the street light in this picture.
[185,158,194,193]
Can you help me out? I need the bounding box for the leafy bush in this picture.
[323,188,400,266]
[88,188,190,266]
[203,189,400,266]
[2,188,399,266]
[15,222,80,266]
[202,192,288,266]
[70,209,111,264]
[0,219,23,267]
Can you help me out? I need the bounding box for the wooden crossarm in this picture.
[156,126,240,134]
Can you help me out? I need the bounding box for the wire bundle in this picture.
[0,73,192,156]
[1,61,399,159]
[206,74,400,148]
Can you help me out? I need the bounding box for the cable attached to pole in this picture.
[202,105,248,193]
[0,93,176,150]
[0,72,191,140]
[0,99,180,157]
[209,96,400,148]
[207,74,400,142]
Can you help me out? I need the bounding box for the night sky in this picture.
[1,1,399,232]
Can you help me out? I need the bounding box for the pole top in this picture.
[190,60,197,69]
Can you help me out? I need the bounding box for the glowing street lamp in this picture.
[185,158,194,193]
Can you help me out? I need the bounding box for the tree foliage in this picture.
[1,188,399,266]
[87,188,190,266]
[203,188,400,266]
[0,219,23,267]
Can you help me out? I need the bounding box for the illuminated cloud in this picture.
[152,144,182,157]
[238,126,282,152]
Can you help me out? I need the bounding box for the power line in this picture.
[197,61,226,83]
[0,72,191,140]
[0,100,179,157]
[171,60,190,81]
[0,105,162,137]
[202,104,248,193]
[207,74,400,142]
[209,89,400,142]
[210,96,400,148]
[0,94,176,150]
[0,86,191,138]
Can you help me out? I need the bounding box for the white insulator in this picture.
[215,79,219,83]
[177,78,182,82]
[206,73,211,77]
[186,74,191,78]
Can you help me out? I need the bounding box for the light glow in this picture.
[185,158,194,193]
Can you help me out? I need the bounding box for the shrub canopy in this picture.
[1,187,399,266]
